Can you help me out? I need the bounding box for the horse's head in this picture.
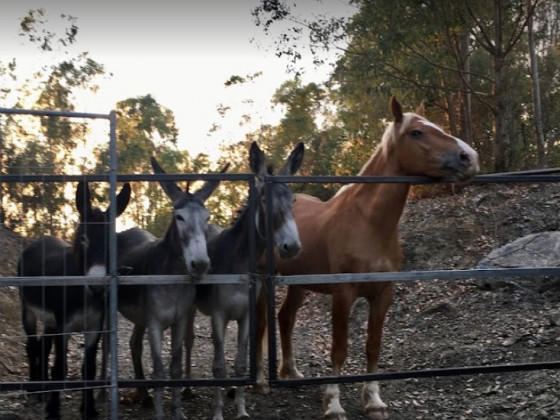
[75,181,131,277]
[383,96,479,181]
[250,141,305,259]
[151,156,227,279]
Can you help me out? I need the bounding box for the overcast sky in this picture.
[2,1,352,159]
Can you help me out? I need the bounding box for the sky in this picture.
[2,1,352,161]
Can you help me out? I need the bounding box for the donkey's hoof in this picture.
[182,387,196,400]
[226,386,237,399]
[141,395,154,408]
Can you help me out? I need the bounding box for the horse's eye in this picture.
[410,129,423,137]
[176,214,185,222]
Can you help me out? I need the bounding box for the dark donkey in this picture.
[117,157,226,420]
[18,181,131,419]
[185,141,304,420]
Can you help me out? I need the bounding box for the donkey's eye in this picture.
[410,129,423,137]
[79,234,89,247]
[176,214,185,222]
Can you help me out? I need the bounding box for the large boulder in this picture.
[477,231,560,292]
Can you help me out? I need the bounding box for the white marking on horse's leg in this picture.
[362,381,388,420]
[323,383,347,419]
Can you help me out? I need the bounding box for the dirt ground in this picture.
[1,181,560,419]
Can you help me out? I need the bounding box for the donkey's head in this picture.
[151,157,227,279]
[250,141,304,259]
[74,181,131,277]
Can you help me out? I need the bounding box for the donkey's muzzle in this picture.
[278,241,302,260]
[189,258,210,279]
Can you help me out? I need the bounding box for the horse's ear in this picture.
[279,142,304,176]
[416,101,425,116]
[115,183,131,217]
[195,162,230,203]
[151,156,183,202]
[76,181,92,218]
[390,96,403,123]
[249,142,267,180]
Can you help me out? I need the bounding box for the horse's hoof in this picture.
[253,383,270,395]
[324,411,347,420]
[365,407,388,420]
[235,413,250,419]
[278,367,304,379]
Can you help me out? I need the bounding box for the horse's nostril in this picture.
[459,151,470,164]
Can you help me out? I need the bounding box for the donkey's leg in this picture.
[147,323,166,420]
[255,285,269,394]
[322,292,354,420]
[182,305,196,399]
[232,316,250,419]
[130,324,152,406]
[46,330,68,420]
[362,283,393,420]
[278,285,306,379]
[80,330,101,418]
[169,323,186,420]
[211,314,227,420]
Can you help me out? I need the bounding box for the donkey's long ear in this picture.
[151,156,183,202]
[76,181,92,218]
[279,142,304,176]
[249,141,267,181]
[115,183,131,216]
[390,96,403,123]
[195,162,230,203]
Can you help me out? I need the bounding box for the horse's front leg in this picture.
[147,323,166,420]
[362,283,393,420]
[211,314,227,420]
[169,322,187,420]
[278,285,306,379]
[232,315,250,419]
[322,292,354,420]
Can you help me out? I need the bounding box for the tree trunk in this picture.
[527,0,545,167]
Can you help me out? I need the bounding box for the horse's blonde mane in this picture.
[334,112,418,196]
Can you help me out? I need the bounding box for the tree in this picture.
[253,0,550,173]
[1,9,106,237]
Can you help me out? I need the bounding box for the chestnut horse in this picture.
[264,97,480,420]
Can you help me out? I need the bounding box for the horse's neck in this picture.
[336,147,410,234]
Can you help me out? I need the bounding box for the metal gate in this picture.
[1,107,560,419]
